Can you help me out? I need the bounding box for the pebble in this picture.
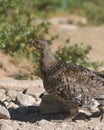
[0,89,6,97]
[37,119,49,126]
[16,92,37,107]
[0,94,7,102]
[0,89,6,101]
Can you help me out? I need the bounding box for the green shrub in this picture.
[55,41,104,70]
[0,0,104,25]
[34,0,104,25]
[82,0,104,25]
[0,0,57,63]
[0,21,52,61]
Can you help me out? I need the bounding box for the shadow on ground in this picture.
[9,106,69,123]
[8,106,101,123]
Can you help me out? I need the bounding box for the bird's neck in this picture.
[40,47,57,68]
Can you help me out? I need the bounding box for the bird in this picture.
[29,39,104,121]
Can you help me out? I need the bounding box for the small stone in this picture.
[7,101,19,109]
[0,101,10,119]
[24,86,44,105]
[37,119,50,126]
[0,123,13,130]
[0,89,6,97]
[7,89,17,100]
[39,92,69,114]
[0,95,7,102]
[16,92,37,107]
[0,89,6,101]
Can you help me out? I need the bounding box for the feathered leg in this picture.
[64,100,79,121]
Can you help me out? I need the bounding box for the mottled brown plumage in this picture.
[30,39,104,121]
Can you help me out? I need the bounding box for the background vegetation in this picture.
[0,0,104,78]
[0,0,104,24]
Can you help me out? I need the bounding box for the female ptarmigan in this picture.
[30,39,104,121]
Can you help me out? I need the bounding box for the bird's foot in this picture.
[100,114,103,122]
[98,104,104,122]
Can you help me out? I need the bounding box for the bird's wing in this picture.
[66,64,104,97]
[49,62,104,100]
[66,64,104,88]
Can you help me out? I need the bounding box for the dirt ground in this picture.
[0,17,104,130]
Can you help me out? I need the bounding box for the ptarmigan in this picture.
[29,39,104,121]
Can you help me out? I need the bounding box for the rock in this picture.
[0,89,6,102]
[0,123,13,130]
[0,79,43,91]
[7,101,19,109]
[0,101,10,119]
[0,94,7,102]
[0,89,5,97]
[25,85,44,98]
[16,92,37,107]
[24,85,44,105]
[37,119,50,126]
[7,89,17,100]
[39,92,69,114]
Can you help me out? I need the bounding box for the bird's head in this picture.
[29,39,48,51]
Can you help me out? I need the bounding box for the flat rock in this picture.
[0,101,10,119]
[24,85,44,105]
[25,85,44,98]
[0,79,43,91]
[16,92,37,107]
[39,92,69,114]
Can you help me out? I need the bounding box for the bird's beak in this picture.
[27,45,36,52]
